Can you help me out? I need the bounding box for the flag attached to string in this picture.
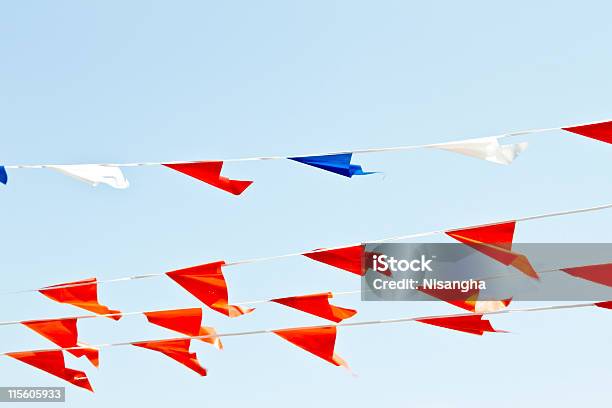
[289,153,375,178]
[416,314,503,336]
[39,278,122,319]
[47,165,129,189]
[132,339,207,376]
[304,245,365,275]
[144,308,223,349]
[561,263,612,287]
[418,284,512,313]
[0,165,7,185]
[162,161,252,195]
[428,137,528,165]
[271,292,357,323]
[272,326,348,369]
[166,261,254,318]
[595,300,612,309]
[7,350,94,391]
[22,318,99,367]
[563,120,612,144]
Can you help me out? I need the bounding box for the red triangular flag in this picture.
[561,263,612,287]
[39,278,122,320]
[272,292,357,323]
[7,350,93,391]
[272,326,348,368]
[416,314,502,336]
[166,261,254,318]
[595,300,612,309]
[144,308,223,349]
[163,161,253,195]
[22,318,99,367]
[563,121,612,144]
[304,245,364,276]
[133,339,207,376]
[446,222,539,280]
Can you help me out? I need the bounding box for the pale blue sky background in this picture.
[1,1,611,407]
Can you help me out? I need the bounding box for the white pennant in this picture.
[47,165,130,189]
[428,137,528,165]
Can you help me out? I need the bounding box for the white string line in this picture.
[3,201,611,295]
[3,119,606,169]
[0,301,602,355]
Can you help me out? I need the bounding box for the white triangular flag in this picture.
[428,137,528,165]
[47,164,130,189]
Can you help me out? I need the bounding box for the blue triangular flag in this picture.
[288,153,375,178]
[0,166,7,185]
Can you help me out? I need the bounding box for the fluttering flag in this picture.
[416,314,502,336]
[428,137,528,165]
[418,285,511,313]
[162,161,252,195]
[289,153,375,178]
[47,164,129,189]
[271,292,357,323]
[0,165,7,185]
[446,222,539,280]
[7,350,93,391]
[563,120,612,144]
[39,278,122,320]
[22,318,99,367]
[166,261,254,318]
[304,245,365,276]
[272,326,348,368]
[561,263,612,287]
[132,339,207,376]
[144,308,223,350]
[595,300,612,309]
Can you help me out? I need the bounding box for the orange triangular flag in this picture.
[304,245,364,276]
[418,285,511,313]
[133,339,207,376]
[272,326,348,368]
[166,261,254,318]
[416,314,502,335]
[144,308,223,349]
[7,350,93,391]
[163,161,253,195]
[272,292,357,323]
[39,278,122,319]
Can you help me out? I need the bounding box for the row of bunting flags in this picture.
[1,119,611,192]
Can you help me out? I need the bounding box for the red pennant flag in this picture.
[166,261,254,318]
[446,222,539,280]
[163,161,253,195]
[272,326,348,368]
[144,308,223,349]
[272,292,357,323]
[304,245,364,276]
[595,300,612,309]
[416,314,502,336]
[7,350,93,391]
[561,263,612,287]
[39,278,122,320]
[563,121,612,144]
[22,318,99,367]
[418,285,511,313]
[133,339,207,376]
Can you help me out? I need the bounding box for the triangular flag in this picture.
[446,222,539,280]
[166,261,254,318]
[416,314,502,336]
[22,318,99,367]
[47,164,129,189]
[0,165,7,185]
[272,326,348,368]
[289,153,375,178]
[561,263,612,287]
[7,350,93,391]
[162,161,252,195]
[272,292,357,323]
[144,308,223,350]
[39,278,122,320]
[429,137,528,165]
[304,245,365,276]
[595,300,612,309]
[563,120,612,144]
[133,339,207,376]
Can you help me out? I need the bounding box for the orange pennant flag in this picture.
[272,326,348,368]
[163,161,253,195]
[304,245,365,276]
[166,261,254,318]
[7,350,93,391]
[39,278,122,320]
[133,339,207,376]
[144,308,223,349]
[416,314,503,336]
[418,285,511,313]
[22,318,99,367]
[272,292,357,323]
[561,263,612,287]
[446,222,539,280]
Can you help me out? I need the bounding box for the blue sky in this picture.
[0,1,611,407]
